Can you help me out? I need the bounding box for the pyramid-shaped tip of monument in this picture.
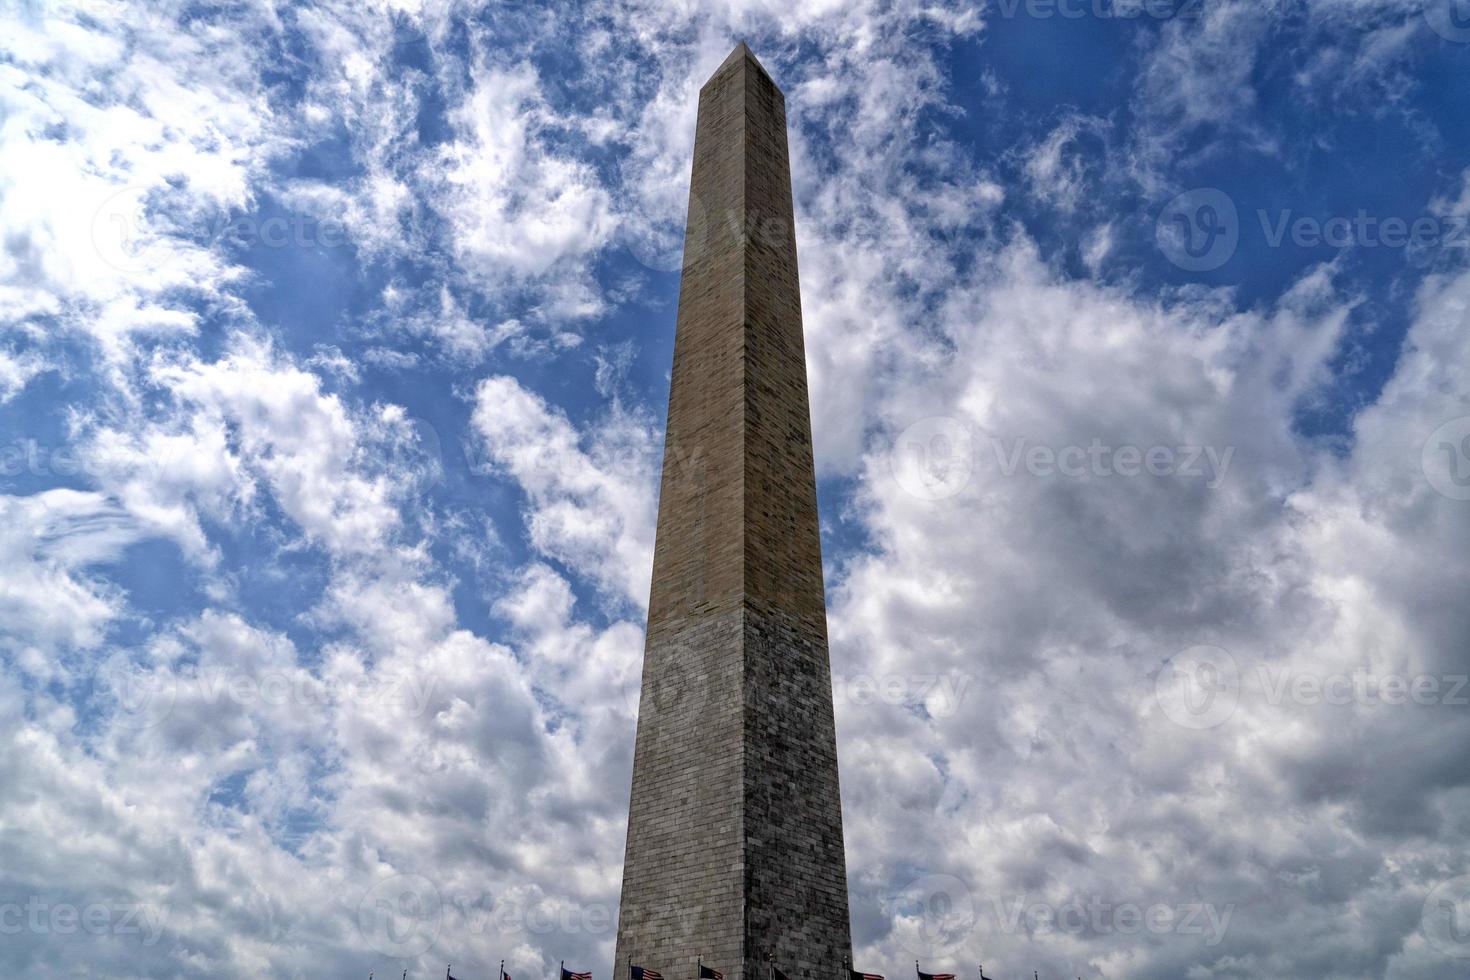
[708,40,776,86]
[717,41,754,71]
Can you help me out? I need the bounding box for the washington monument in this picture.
[613,43,853,980]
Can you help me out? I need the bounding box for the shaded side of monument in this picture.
[613,43,853,980]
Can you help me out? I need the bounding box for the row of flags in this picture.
[411,962,1017,980]
[619,962,994,980]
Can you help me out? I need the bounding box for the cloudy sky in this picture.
[2,0,1470,977]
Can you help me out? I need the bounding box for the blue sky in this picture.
[3,1,1470,978]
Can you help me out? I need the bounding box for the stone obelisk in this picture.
[613,42,852,980]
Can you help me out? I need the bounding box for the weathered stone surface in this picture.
[614,42,851,980]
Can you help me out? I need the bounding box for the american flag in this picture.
[631,967,663,980]
[918,971,955,980]
[562,968,592,980]
[850,970,884,980]
[699,965,723,980]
